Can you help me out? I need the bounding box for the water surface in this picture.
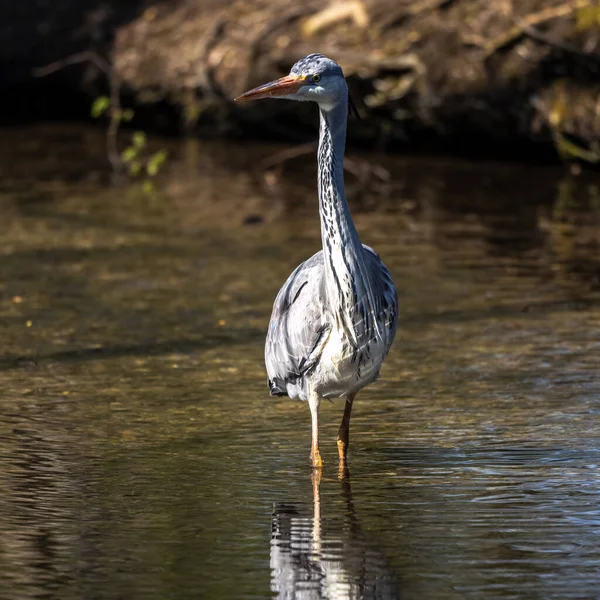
[0,126,599,599]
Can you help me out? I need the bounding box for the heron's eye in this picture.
[311,74,321,83]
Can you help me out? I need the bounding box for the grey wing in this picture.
[362,244,399,354]
[265,251,329,400]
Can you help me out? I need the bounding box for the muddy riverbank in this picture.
[3,1,600,158]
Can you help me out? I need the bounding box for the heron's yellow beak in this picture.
[234,75,307,102]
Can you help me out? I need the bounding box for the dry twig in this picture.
[35,51,124,179]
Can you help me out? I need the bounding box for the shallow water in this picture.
[0,125,599,599]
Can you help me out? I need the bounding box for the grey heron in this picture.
[235,54,398,469]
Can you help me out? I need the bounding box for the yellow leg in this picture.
[308,391,323,468]
[337,393,355,466]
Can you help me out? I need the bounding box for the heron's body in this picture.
[266,245,396,401]
[235,54,398,468]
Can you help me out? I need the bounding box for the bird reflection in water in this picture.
[270,471,401,599]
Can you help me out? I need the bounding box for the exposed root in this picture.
[485,0,593,57]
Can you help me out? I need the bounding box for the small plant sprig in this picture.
[36,51,168,186]
[91,98,168,188]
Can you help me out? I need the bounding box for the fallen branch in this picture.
[257,142,390,184]
[518,19,586,55]
[257,142,316,170]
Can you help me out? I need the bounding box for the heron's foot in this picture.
[310,449,324,469]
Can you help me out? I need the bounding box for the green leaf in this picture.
[91,96,110,118]
[146,150,168,177]
[121,146,137,163]
[128,160,142,176]
[132,131,146,149]
[122,109,135,122]
[142,180,155,194]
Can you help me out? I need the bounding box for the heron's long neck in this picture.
[318,103,372,337]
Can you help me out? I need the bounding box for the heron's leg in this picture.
[308,391,323,468]
[337,393,355,465]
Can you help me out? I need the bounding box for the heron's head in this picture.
[234,53,347,112]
